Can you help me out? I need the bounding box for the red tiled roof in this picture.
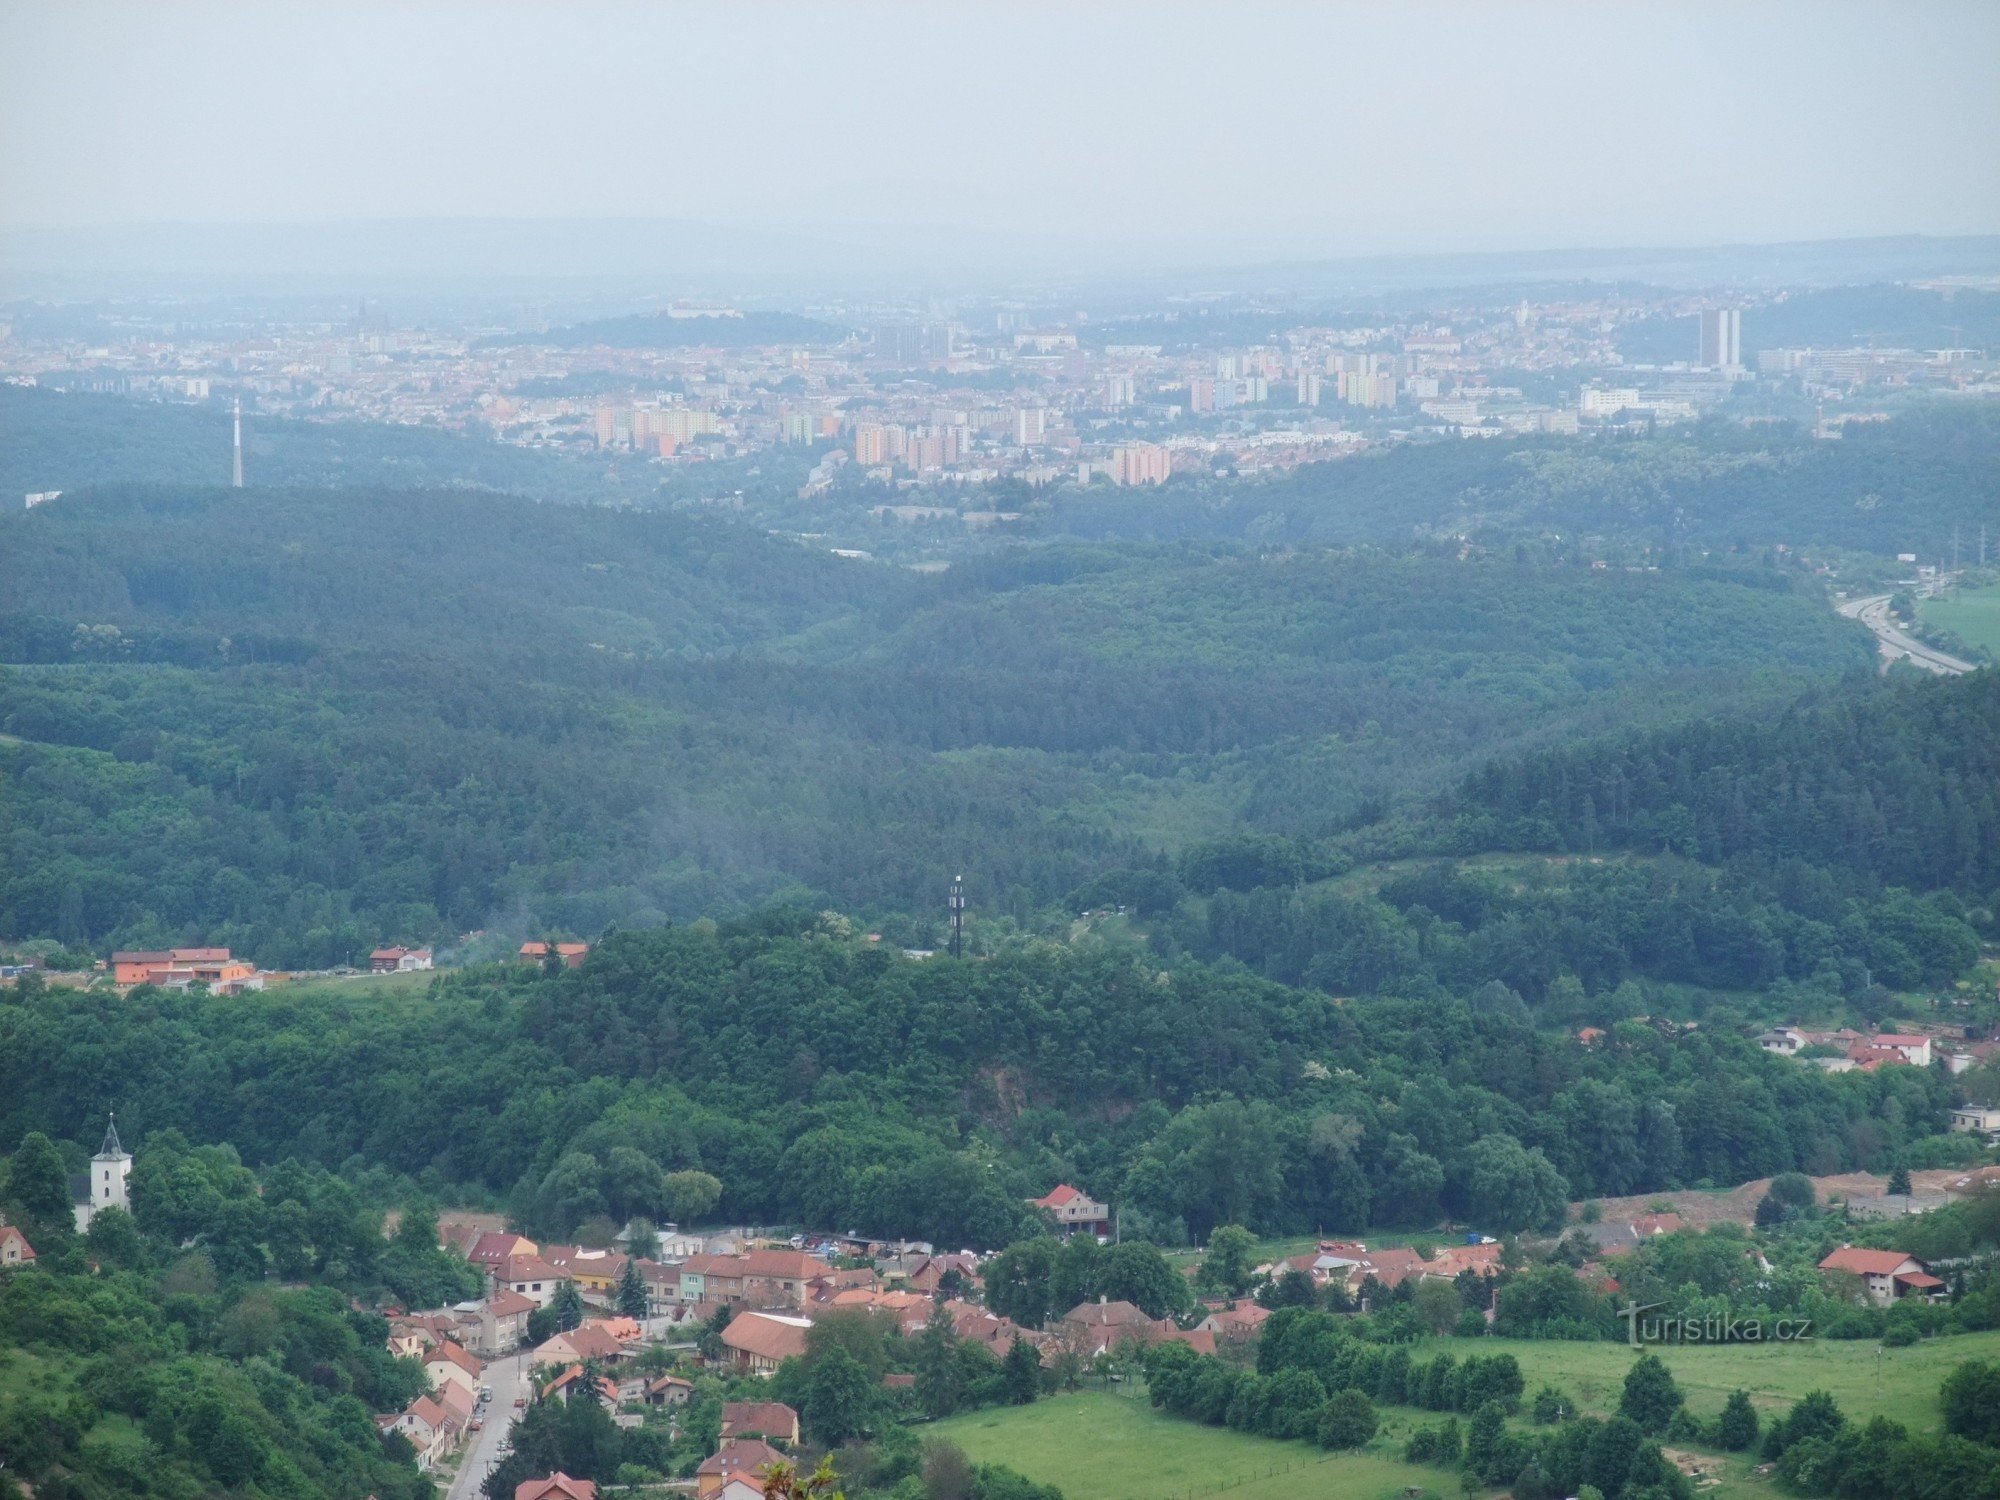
[1062,1299,1153,1327]
[517,1476,598,1500]
[720,1401,799,1440]
[739,1248,823,1279]
[698,1439,785,1481]
[721,1313,811,1363]
[426,1340,481,1376]
[1820,1247,1920,1276]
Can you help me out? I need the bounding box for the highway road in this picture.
[446,1348,532,1500]
[1837,594,1976,676]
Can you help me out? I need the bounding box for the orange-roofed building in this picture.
[517,1473,599,1500]
[1028,1183,1110,1237]
[718,1312,812,1376]
[520,941,590,967]
[1818,1246,1942,1306]
[697,1439,786,1499]
[0,1225,36,1268]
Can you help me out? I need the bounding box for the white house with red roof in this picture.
[422,1338,483,1399]
[1028,1183,1110,1237]
[1818,1246,1944,1306]
[0,1224,36,1268]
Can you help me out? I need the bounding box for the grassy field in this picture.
[933,1389,1456,1500]
[1406,1330,2000,1434]
[930,1332,2000,1500]
[1920,581,2000,654]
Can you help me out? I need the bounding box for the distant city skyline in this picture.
[3,1,1997,272]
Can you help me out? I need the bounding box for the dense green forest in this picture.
[0,385,651,504]
[0,906,1978,1250]
[0,480,1879,962]
[1049,404,2000,561]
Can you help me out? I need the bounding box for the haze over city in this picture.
[4,0,1999,283]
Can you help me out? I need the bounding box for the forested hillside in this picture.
[1048,404,2000,560]
[0,384,651,504]
[0,484,1873,962]
[1431,668,2000,895]
[0,923,1966,1249]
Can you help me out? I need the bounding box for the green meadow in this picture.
[929,1331,2000,1500]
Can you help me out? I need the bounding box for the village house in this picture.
[1195,1300,1271,1343]
[717,1312,813,1376]
[677,1248,824,1311]
[520,941,590,967]
[645,1374,696,1408]
[697,1439,787,1500]
[827,1287,934,1332]
[1057,1299,1214,1358]
[1818,1246,1945,1307]
[945,1300,1042,1356]
[531,1319,633,1369]
[463,1288,536,1355]
[542,1365,621,1406]
[516,1476,598,1500]
[906,1251,980,1296]
[1757,1027,1934,1071]
[0,1224,36,1268]
[112,948,265,994]
[382,1393,456,1471]
[805,1266,881,1304]
[369,945,434,972]
[500,1253,568,1307]
[423,1339,483,1400]
[1950,1105,2000,1142]
[540,1244,630,1300]
[721,1401,800,1446]
[451,1227,538,1273]
[1027,1183,1111,1239]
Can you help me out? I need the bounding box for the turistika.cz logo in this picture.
[1619,1302,1813,1348]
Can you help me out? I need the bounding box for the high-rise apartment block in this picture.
[1699,308,1742,369]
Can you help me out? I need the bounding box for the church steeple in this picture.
[87,1112,131,1222]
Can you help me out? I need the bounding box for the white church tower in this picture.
[89,1114,131,1221]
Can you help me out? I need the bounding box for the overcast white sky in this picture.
[3,0,1997,263]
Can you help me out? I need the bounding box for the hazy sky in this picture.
[4,0,1997,264]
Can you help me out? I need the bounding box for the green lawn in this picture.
[268,968,441,1004]
[1411,1330,2000,1435]
[1920,581,2000,654]
[929,1332,2000,1500]
[933,1390,1455,1500]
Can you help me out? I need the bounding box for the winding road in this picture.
[1837,594,1976,676]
